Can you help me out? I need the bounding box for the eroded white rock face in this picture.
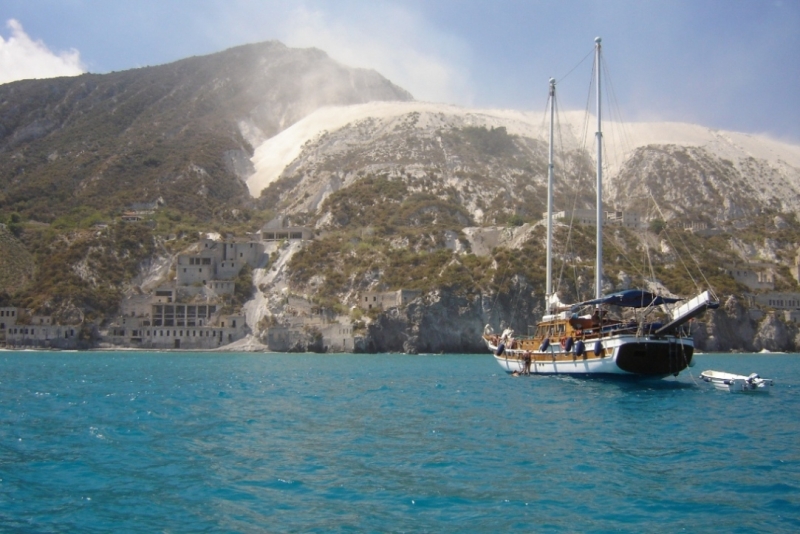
[246,101,800,214]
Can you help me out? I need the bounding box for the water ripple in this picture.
[0,351,798,532]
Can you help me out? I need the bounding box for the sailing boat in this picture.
[483,38,719,377]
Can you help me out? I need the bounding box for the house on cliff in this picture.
[1,307,81,349]
[103,235,267,349]
[749,292,800,324]
[264,295,355,352]
[725,263,775,291]
[260,216,313,241]
[359,289,421,311]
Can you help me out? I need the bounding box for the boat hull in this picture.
[489,334,693,378]
[700,370,773,392]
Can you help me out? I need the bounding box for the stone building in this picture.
[0,307,19,330]
[319,322,356,351]
[791,250,800,285]
[107,302,248,349]
[5,323,80,349]
[0,307,19,346]
[750,292,800,311]
[260,216,313,241]
[265,319,356,352]
[104,235,266,350]
[725,263,775,291]
[551,209,598,226]
[177,239,265,282]
[359,289,421,311]
[606,210,646,229]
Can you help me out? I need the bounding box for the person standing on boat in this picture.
[523,351,532,375]
[592,309,601,329]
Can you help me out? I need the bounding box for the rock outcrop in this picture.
[359,290,797,354]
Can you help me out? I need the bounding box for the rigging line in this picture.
[552,96,583,302]
[552,96,569,299]
[601,226,649,282]
[556,47,594,86]
[644,218,658,290]
[600,54,656,300]
[488,248,512,327]
[647,189,713,296]
[673,224,719,299]
[600,54,635,174]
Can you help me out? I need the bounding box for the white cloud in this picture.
[0,19,85,85]
[279,3,473,105]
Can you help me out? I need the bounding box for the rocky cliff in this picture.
[357,290,800,354]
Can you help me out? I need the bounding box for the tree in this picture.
[233,264,254,306]
[649,218,667,235]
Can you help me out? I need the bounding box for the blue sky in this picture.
[1,0,798,142]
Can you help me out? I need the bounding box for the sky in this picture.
[1,0,798,142]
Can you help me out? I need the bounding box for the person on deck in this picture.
[523,351,532,375]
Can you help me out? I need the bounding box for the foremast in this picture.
[546,77,556,314]
[594,36,603,301]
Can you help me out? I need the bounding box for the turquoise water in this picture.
[0,351,798,533]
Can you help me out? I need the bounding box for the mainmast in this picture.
[546,77,555,312]
[594,37,603,300]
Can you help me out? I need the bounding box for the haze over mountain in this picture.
[0,41,411,221]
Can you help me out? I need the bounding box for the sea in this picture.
[0,351,797,533]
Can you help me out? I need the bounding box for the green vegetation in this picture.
[648,218,667,235]
[458,126,517,157]
[0,226,35,293]
[317,175,474,232]
[10,222,155,322]
[232,264,254,306]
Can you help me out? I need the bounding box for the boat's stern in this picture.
[614,339,693,376]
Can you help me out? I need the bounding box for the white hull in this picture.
[700,370,773,392]
[487,334,694,377]
[494,351,621,375]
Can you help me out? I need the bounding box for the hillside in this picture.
[0,41,412,222]
[0,41,412,321]
[246,101,800,349]
[248,101,800,222]
[3,40,800,351]
[0,226,34,295]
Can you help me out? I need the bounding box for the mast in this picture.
[546,77,555,312]
[594,37,603,300]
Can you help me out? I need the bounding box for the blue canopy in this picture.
[575,290,683,309]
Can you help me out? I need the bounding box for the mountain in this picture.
[247,102,800,224]
[244,100,800,353]
[0,41,412,324]
[3,41,800,352]
[0,41,412,221]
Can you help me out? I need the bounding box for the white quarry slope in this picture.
[246,100,800,199]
